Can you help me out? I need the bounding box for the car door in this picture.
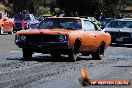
[82,20,100,52]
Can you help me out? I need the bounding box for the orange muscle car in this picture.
[15,17,111,61]
[0,12,14,34]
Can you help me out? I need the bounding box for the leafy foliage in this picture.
[57,0,125,17]
[0,0,128,17]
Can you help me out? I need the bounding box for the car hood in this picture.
[104,27,132,32]
[16,29,79,35]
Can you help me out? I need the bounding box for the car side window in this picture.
[83,20,95,31]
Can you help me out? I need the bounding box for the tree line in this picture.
[1,0,127,17]
[57,0,127,17]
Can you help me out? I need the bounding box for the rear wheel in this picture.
[91,43,105,60]
[22,48,33,60]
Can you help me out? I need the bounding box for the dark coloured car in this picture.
[103,18,132,44]
[13,14,39,32]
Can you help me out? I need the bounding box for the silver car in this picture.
[103,18,132,44]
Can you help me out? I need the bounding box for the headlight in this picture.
[20,35,26,41]
[58,35,66,42]
[15,35,26,41]
[15,35,20,41]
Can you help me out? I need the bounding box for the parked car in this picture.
[13,14,39,32]
[0,12,14,34]
[15,17,111,61]
[103,18,132,44]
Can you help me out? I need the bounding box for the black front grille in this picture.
[109,32,131,37]
[26,34,59,42]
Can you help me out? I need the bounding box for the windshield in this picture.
[38,18,82,30]
[107,21,132,28]
[14,14,31,21]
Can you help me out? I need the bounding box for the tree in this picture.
[56,0,123,17]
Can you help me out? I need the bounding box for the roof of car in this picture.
[113,18,132,21]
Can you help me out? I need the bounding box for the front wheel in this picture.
[68,45,79,61]
[91,43,105,60]
[22,48,33,60]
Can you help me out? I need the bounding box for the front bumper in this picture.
[112,37,132,43]
[106,32,132,43]
[15,41,68,49]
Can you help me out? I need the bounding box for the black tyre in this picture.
[91,43,105,60]
[22,48,33,60]
[68,44,79,61]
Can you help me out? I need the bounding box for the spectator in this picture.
[74,12,79,17]
[99,13,105,21]
[59,11,65,17]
